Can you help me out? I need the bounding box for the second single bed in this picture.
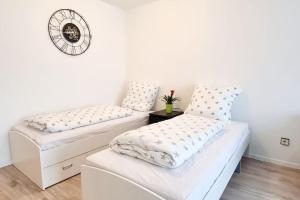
[81,85,248,200]
[82,120,249,200]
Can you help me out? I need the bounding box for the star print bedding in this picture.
[110,114,224,168]
[25,105,133,133]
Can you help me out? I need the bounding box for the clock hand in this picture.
[63,29,78,35]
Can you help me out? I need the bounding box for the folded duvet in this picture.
[110,114,224,168]
[25,105,133,133]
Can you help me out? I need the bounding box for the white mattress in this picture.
[12,111,149,151]
[86,121,250,200]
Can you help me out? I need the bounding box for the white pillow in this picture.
[185,85,242,122]
[122,81,160,112]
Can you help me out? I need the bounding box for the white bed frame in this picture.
[9,118,148,190]
[81,134,250,200]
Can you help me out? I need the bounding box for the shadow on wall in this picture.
[116,81,129,105]
[231,92,250,122]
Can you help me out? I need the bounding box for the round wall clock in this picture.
[48,9,92,56]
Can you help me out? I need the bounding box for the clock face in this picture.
[48,9,92,56]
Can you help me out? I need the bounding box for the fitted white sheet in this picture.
[12,111,149,151]
[86,121,250,200]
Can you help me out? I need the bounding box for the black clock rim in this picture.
[48,9,92,56]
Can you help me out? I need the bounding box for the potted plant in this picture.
[162,90,180,114]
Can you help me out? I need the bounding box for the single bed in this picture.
[9,110,150,190]
[10,81,160,190]
[81,121,250,200]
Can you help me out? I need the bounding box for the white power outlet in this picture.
[280,138,290,146]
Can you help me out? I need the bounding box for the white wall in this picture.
[100,0,158,10]
[0,0,126,167]
[127,0,300,168]
[1,0,299,169]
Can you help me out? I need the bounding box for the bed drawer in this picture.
[42,148,103,188]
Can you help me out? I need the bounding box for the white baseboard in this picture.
[245,153,300,170]
[0,160,12,168]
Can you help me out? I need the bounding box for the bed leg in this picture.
[234,161,241,173]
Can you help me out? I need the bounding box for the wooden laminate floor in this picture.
[0,158,299,200]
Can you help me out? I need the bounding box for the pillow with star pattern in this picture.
[122,81,160,112]
[185,85,242,122]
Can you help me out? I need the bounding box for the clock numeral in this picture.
[69,10,76,19]
[60,43,68,51]
[53,15,63,24]
[49,24,60,31]
[83,34,91,40]
[79,45,84,53]
[83,40,89,47]
[51,34,62,43]
[71,46,76,55]
[59,10,67,20]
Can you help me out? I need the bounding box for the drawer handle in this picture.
[62,163,73,170]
